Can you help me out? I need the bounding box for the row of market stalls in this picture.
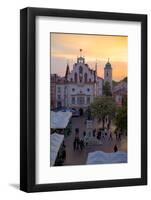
[51,111,72,136]
[50,133,64,166]
[50,111,72,166]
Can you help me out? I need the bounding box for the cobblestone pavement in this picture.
[63,116,127,166]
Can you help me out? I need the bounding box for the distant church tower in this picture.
[104,58,112,90]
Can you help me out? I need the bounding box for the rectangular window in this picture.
[57,87,61,93]
[87,96,90,104]
[72,97,75,104]
[57,95,61,100]
[77,96,84,105]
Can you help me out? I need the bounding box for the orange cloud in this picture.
[50,33,128,81]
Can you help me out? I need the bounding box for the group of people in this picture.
[72,125,123,154]
[73,137,85,151]
[96,128,113,142]
[73,128,85,151]
[114,128,123,141]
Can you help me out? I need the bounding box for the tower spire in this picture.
[65,60,70,79]
[77,49,85,63]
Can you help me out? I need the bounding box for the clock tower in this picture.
[104,58,112,90]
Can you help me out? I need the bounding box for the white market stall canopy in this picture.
[50,133,64,166]
[86,151,127,165]
[51,111,72,129]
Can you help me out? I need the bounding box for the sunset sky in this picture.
[50,33,128,81]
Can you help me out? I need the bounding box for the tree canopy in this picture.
[90,96,116,128]
[103,81,112,96]
[115,99,127,132]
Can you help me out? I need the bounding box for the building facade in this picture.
[113,81,127,107]
[51,74,60,109]
[51,51,113,112]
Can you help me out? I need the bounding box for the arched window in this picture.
[84,73,87,83]
[79,66,83,74]
[74,72,77,82]
[79,77,83,83]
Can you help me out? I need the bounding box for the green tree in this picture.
[115,99,127,132]
[90,96,116,129]
[103,81,112,96]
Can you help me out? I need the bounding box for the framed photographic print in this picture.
[20,7,147,192]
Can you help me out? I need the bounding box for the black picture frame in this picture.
[20,7,147,192]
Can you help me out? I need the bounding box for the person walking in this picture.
[101,129,105,141]
[114,144,118,152]
[79,139,84,151]
[108,129,113,141]
[83,131,86,137]
[104,128,108,141]
[76,137,80,150]
[74,127,80,149]
[73,139,76,151]
[114,129,118,141]
[93,129,96,137]
[118,130,122,141]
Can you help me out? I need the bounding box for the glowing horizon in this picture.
[50,33,128,81]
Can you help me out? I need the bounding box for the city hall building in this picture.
[51,50,112,113]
